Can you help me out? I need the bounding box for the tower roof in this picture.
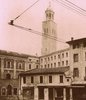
[45,1,54,13]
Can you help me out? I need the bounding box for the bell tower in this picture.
[41,4,57,55]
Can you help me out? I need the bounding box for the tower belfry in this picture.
[41,3,57,55]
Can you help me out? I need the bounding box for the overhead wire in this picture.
[65,0,86,13]
[53,0,86,16]
[8,0,67,44]
[63,0,86,16]
[13,0,40,21]
[8,23,66,44]
[9,0,86,44]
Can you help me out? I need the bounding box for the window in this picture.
[36,65,38,69]
[51,63,53,68]
[74,54,78,62]
[54,63,56,67]
[73,68,79,77]
[36,60,39,63]
[51,56,53,60]
[60,75,63,83]
[6,73,11,79]
[66,52,68,57]
[23,76,26,84]
[39,87,44,99]
[29,64,31,69]
[41,59,43,63]
[48,64,49,68]
[66,60,68,66]
[49,13,51,18]
[62,61,64,66]
[7,85,12,95]
[1,88,6,95]
[40,76,43,83]
[45,65,46,68]
[54,55,56,59]
[67,79,69,82]
[13,88,17,95]
[31,76,34,83]
[48,57,50,61]
[19,63,22,69]
[49,76,52,83]
[62,53,64,58]
[45,58,47,61]
[58,62,60,67]
[29,59,32,61]
[7,61,11,68]
[58,54,60,59]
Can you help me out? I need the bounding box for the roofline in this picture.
[66,38,86,44]
[20,72,65,76]
[19,66,70,76]
[39,48,69,58]
[0,50,39,58]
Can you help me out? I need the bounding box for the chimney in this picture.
[71,37,74,41]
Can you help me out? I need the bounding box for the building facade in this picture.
[40,48,69,69]
[19,37,86,100]
[1,5,86,100]
[19,66,71,100]
[0,50,39,100]
[67,38,86,100]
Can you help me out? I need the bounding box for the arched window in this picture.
[49,13,51,19]
[6,73,11,79]
[7,61,10,68]
[1,87,6,95]
[7,85,12,95]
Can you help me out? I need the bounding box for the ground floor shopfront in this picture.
[22,86,72,100]
[22,85,86,100]
[72,86,86,100]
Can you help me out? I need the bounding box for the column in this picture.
[34,86,38,100]
[53,88,57,100]
[25,59,28,71]
[13,60,16,79]
[44,88,49,100]
[1,58,4,79]
[70,88,73,100]
[63,88,66,100]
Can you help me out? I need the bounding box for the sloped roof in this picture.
[20,66,70,75]
[66,38,86,44]
[0,50,38,58]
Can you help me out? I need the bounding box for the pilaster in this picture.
[63,88,66,100]
[70,88,73,100]
[34,86,38,100]
[13,60,16,79]
[1,58,4,79]
[44,88,49,100]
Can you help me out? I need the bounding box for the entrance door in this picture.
[55,88,63,100]
[49,88,53,100]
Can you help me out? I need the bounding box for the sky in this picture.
[0,0,86,56]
